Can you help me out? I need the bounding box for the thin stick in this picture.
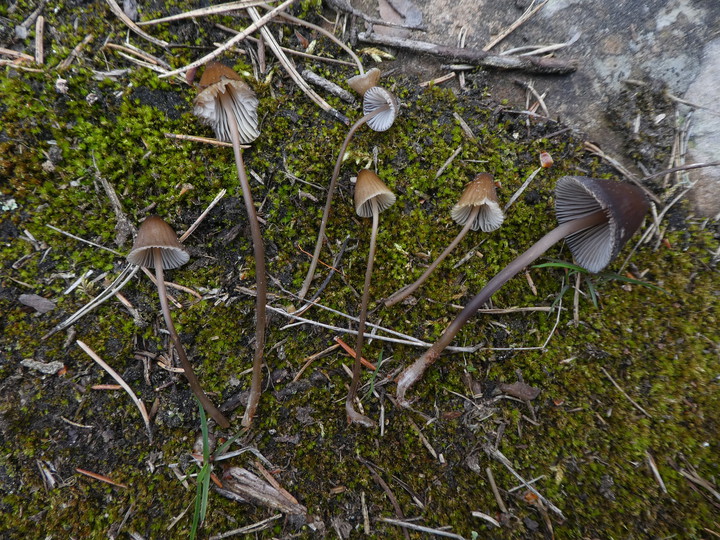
[600,366,652,418]
[75,467,128,488]
[483,444,565,519]
[104,0,169,48]
[165,132,234,148]
[486,466,508,513]
[246,5,349,124]
[435,145,463,178]
[179,189,227,242]
[483,0,548,51]
[45,224,124,256]
[57,34,94,71]
[0,47,35,62]
[34,16,44,65]
[272,8,364,74]
[378,518,465,540]
[646,451,667,493]
[160,0,296,79]
[504,167,541,211]
[103,42,171,69]
[76,340,152,439]
[357,31,577,75]
[138,1,267,25]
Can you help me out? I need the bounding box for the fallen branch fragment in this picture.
[378,517,466,539]
[357,32,577,74]
[600,366,652,419]
[105,0,168,48]
[219,467,307,515]
[76,467,128,488]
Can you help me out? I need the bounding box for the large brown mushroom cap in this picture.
[354,170,396,218]
[450,173,504,232]
[127,216,190,270]
[555,176,649,273]
[193,62,260,144]
[362,86,398,132]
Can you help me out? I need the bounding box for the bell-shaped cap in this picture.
[555,176,649,273]
[354,170,396,218]
[346,67,381,96]
[450,173,504,232]
[362,86,398,132]
[193,62,260,144]
[127,216,190,270]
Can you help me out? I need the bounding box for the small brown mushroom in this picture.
[127,216,230,428]
[396,176,650,405]
[299,87,400,299]
[193,62,266,428]
[385,173,504,307]
[346,67,381,96]
[347,170,396,427]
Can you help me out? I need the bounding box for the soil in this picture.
[1,1,719,538]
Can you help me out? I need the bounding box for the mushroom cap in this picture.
[555,176,649,273]
[346,67,381,96]
[127,216,190,270]
[362,86,399,132]
[354,169,396,218]
[193,62,260,144]
[450,173,504,232]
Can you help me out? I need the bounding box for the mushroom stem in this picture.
[153,249,230,429]
[346,199,379,427]
[298,104,391,299]
[385,205,480,307]
[396,209,608,405]
[219,91,267,428]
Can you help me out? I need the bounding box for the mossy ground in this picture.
[1,1,719,538]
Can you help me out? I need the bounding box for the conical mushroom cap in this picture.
[555,176,649,273]
[346,68,381,96]
[127,216,190,270]
[362,86,398,132]
[450,173,504,232]
[193,62,260,144]
[354,170,396,218]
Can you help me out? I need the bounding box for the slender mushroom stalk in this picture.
[193,62,266,427]
[127,216,230,429]
[396,176,650,406]
[385,173,504,307]
[299,86,399,299]
[347,170,396,427]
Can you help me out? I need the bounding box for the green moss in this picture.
[1,2,718,538]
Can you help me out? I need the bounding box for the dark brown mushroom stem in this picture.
[298,104,391,300]
[395,209,608,405]
[218,90,267,428]
[385,205,480,307]
[346,197,380,428]
[152,248,230,428]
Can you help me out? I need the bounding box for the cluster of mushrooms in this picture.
[126,62,649,429]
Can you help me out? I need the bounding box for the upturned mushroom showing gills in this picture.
[384,173,504,307]
[298,86,399,300]
[193,62,266,427]
[347,170,396,427]
[395,176,650,406]
[127,216,230,429]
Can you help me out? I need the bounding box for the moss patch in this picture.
[1,2,718,538]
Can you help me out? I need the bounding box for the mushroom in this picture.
[298,86,399,299]
[384,173,504,307]
[346,67,381,96]
[127,216,230,428]
[395,176,649,405]
[193,62,266,427]
[347,170,396,427]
